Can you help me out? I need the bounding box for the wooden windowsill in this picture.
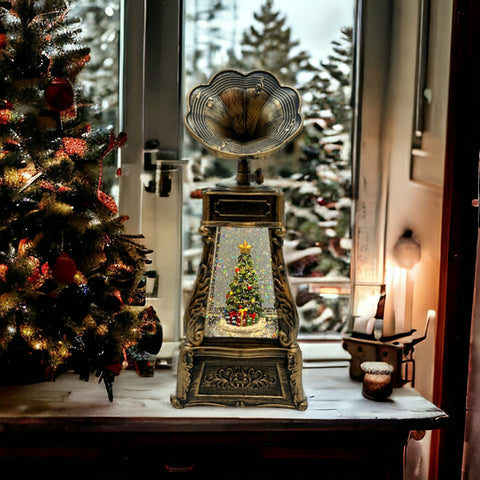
[0,366,447,433]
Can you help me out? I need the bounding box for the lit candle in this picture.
[392,266,410,333]
[383,231,420,338]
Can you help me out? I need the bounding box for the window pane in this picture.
[182,0,355,335]
[69,1,121,198]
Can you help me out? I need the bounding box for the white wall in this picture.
[359,0,452,477]
[382,0,451,403]
[380,0,452,478]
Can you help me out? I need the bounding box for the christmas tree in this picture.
[233,0,315,86]
[286,27,353,280]
[283,27,353,332]
[224,241,263,327]
[0,0,158,399]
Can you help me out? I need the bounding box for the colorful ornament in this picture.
[45,78,74,112]
[0,108,12,125]
[62,137,87,156]
[52,252,77,285]
[98,190,118,214]
[0,264,8,282]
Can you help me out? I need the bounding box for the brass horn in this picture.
[184,70,303,185]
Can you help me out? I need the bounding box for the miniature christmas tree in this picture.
[0,0,158,399]
[224,241,263,327]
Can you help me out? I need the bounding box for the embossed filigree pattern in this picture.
[270,227,298,347]
[204,366,277,391]
[170,347,194,408]
[184,226,216,346]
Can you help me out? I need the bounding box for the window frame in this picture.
[119,0,388,349]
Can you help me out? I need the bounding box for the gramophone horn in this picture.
[184,70,303,162]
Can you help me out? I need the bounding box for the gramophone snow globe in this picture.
[171,70,307,410]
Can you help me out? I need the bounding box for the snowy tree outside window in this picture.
[69,1,121,197]
[183,0,355,335]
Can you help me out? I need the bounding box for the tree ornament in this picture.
[98,190,118,214]
[62,137,87,156]
[45,78,74,112]
[238,241,252,253]
[52,252,77,285]
[136,306,163,355]
[0,264,8,282]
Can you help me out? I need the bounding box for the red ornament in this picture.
[98,190,118,214]
[190,189,203,199]
[116,167,123,177]
[62,137,87,156]
[52,252,77,284]
[0,264,8,282]
[113,289,124,305]
[45,78,74,112]
[0,108,12,125]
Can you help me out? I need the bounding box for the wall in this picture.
[382,0,451,401]
[359,0,452,478]
[381,0,452,478]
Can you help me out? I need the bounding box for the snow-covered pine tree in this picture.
[284,27,353,332]
[233,0,315,86]
[288,26,353,280]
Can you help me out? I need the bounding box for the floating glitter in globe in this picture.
[205,226,279,339]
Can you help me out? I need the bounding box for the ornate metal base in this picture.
[171,342,307,410]
[172,185,307,410]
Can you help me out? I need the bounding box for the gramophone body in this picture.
[171,70,307,410]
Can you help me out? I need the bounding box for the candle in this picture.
[382,231,421,338]
[382,267,395,337]
[383,266,414,337]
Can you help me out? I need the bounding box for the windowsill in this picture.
[298,333,351,367]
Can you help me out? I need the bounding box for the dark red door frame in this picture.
[431,1,480,478]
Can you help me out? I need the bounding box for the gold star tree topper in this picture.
[238,241,252,254]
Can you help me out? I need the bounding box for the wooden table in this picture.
[0,366,447,478]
